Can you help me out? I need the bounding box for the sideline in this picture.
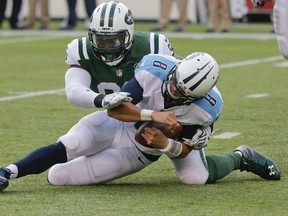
[0,30,277,43]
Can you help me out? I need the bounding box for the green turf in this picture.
[0,22,287,215]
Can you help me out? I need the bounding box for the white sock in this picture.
[6,164,18,179]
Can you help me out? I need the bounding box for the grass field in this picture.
[0,22,288,215]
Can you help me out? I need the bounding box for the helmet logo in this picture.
[125,10,134,25]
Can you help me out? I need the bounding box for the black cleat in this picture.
[0,167,11,192]
[235,145,281,180]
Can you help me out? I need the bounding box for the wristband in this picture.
[160,139,183,158]
[140,109,153,121]
[94,94,105,108]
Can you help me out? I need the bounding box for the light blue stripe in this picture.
[194,88,223,122]
[135,55,176,80]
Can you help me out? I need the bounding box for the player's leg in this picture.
[48,145,153,185]
[206,145,280,183]
[58,110,118,160]
[171,148,209,184]
[205,150,241,184]
[0,111,117,191]
[273,0,288,59]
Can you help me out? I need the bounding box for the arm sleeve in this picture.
[120,77,143,105]
[65,67,101,108]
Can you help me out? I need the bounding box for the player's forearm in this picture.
[65,67,99,108]
[66,83,101,108]
[107,102,143,121]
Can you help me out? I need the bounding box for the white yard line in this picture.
[0,55,283,102]
[0,32,284,102]
[220,55,284,69]
[212,132,242,139]
[0,89,65,102]
[0,31,283,140]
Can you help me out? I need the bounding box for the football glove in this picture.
[251,0,267,7]
[184,126,212,150]
[102,92,132,109]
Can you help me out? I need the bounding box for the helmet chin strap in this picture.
[162,80,194,109]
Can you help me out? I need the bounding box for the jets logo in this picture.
[125,10,134,25]
[115,69,123,77]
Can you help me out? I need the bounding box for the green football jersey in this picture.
[65,32,174,94]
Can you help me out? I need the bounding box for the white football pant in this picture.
[47,111,209,185]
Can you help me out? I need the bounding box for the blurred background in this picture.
[0,0,275,31]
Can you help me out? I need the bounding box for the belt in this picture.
[134,144,160,162]
[134,121,145,129]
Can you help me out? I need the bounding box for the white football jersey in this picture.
[130,54,224,155]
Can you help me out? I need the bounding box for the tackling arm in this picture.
[107,77,178,125]
[107,103,178,125]
[65,66,102,108]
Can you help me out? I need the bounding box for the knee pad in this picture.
[58,134,81,160]
[48,164,70,185]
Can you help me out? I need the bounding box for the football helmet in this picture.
[88,1,134,66]
[162,52,219,106]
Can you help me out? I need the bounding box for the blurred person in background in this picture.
[151,0,188,32]
[0,0,23,29]
[252,0,288,59]
[59,0,97,30]
[206,0,232,33]
[24,0,49,30]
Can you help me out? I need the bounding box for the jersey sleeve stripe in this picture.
[82,38,89,59]
[153,33,159,54]
[78,38,85,60]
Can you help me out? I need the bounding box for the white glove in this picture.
[251,0,267,7]
[102,92,132,109]
[184,126,212,150]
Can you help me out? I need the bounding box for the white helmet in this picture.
[88,1,134,66]
[162,52,219,106]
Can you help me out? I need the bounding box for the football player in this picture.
[0,0,174,191]
[64,1,175,109]
[252,0,288,59]
[47,52,281,185]
[0,52,280,190]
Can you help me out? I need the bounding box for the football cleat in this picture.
[235,145,281,180]
[0,167,11,192]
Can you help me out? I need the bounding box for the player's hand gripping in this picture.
[151,111,179,132]
[141,127,168,147]
[184,126,212,150]
[102,92,132,109]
